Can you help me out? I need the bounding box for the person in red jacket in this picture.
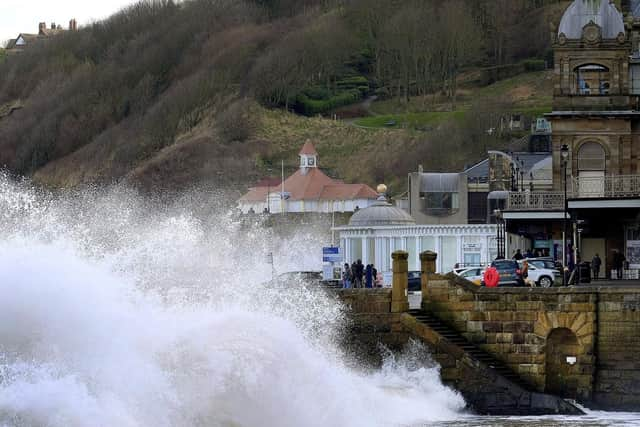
[484,265,500,288]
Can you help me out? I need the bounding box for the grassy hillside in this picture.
[0,0,563,198]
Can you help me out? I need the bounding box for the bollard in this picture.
[391,251,409,313]
[420,251,437,310]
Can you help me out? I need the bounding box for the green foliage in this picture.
[296,89,362,116]
[523,59,546,72]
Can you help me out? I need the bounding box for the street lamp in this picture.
[561,144,570,285]
[494,209,505,259]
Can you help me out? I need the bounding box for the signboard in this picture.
[534,240,552,250]
[322,247,342,263]
[463,243,482,252]
[627,240,640,269]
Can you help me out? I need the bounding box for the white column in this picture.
[457,235,464,266]
[375,237,383,271]
[361,238,367,265]
[345,238,352,264]
[436,236,442,273]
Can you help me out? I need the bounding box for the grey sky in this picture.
[1,0,138,46]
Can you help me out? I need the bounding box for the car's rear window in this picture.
[493,262,517,272]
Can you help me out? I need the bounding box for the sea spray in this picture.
[0,175,465,426]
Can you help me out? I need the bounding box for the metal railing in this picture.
[506,175,640,210]
[573,175,640,199]
[507,192,566,211]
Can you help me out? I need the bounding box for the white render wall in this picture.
[238,196,376,214]
[336,224,498,274]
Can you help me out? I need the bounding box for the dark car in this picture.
[489,260,525,287]
[408,271,421,292]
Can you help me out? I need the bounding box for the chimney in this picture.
[38,22,46,34]
[69,19,77,31]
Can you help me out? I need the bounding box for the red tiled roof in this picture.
[299,140,318,156]
[318,184,378,200]
[281,167,335,200]
[238,186,269,202]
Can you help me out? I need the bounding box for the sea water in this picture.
[0,175,638,427]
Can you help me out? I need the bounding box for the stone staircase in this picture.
[405,308,583,415]
[408,309,531,390]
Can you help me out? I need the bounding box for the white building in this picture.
[238,141,378,214]
[334,187,498,275]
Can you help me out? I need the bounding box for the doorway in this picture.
[545,328,580,398]
[582,238,606,280]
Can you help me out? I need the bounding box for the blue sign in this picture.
[322,247,342,263]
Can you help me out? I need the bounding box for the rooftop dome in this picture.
[349,187,415,227]
[558,0,624,39]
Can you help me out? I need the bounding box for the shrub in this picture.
[523,59,546,72]
[295,89,362,115]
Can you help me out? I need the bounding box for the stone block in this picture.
[513,333,525,345]
[496,333,514,344]
[487,311,514,321]
[503,322,534,333]
[516,301,542,311]
[515,311,538,321]
[482,322,503,333]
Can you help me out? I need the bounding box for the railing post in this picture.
[420,251,437,311]
[391,251,409,313]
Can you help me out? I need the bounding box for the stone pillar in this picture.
[391,251,409,313]
[420,251,437,310]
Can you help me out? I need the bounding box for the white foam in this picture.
[0,176,465,427]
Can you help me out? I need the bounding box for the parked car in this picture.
[408,271,421,292]
[485,260,525,287]
[519,261,561,288]
[457,267,484,286]
[526,257,561,271]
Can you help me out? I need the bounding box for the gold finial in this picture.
[377,184,388,194]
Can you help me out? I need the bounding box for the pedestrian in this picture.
[613,249,626,280]
[351,261,357,286]
[355,259,364,288]
[512,249,524,260]
[343,263,352,288]
[371,265,378,287]
[484,265,499,288]
[365,264,373,288]
[591,253,601,280]
[521,260,532,287]
[525,248,533,259]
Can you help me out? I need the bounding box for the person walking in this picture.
[521,260,532,287]
[343,263,352,288]
[371,265,379,287]
[512,249,524,260]
[591,254,601,280]
[355,259,364,288]
[613,249,626,280]
[365,264,373,288]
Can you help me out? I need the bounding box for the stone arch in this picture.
[535,311,594,349]
[545,328,580,398]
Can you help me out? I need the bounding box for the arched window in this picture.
[578,142,606,171]
[578,142,606,197]
[574,64,610,95]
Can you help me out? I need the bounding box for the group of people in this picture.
[342,260,381,288]
[511,248,550,261]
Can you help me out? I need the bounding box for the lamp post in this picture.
[561,144,569,285]
[494,209,504,259]
[266,167,273,214]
